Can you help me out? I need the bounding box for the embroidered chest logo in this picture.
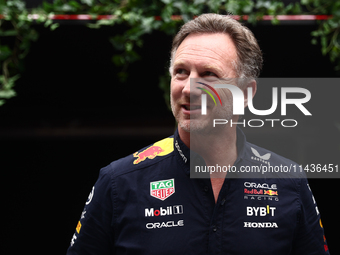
[244,181,279,201]
[251,147,271,165]
[150,179,175,201]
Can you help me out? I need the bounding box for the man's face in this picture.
[170,33,239,133]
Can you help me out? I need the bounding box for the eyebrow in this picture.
[173,61,224,75]
[202,65,223,75]
[172,60,186,67]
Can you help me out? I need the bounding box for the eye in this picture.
[175,68,187,74]
[203,71,218,77]
[174,68,189,78]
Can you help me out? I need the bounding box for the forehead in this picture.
[174,33,238,75]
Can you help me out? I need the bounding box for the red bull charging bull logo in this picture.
[133,138,174,164]
[264,190,278,196]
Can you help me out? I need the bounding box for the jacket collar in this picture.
[173,127,247,176]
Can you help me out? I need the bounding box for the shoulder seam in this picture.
[109,163,119,241]
[110,152,175,178]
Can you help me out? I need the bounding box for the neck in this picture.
[178,118,239,178]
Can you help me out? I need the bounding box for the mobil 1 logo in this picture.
[145,205,183,217]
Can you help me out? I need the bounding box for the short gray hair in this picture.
[169,13,263,79]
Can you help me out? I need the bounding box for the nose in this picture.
[182,74,201,99]
[181,78,191,97]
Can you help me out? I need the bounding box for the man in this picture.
[67,14,329,254]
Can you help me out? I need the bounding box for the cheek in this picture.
[170,80,182,100]
[218,89,233,103]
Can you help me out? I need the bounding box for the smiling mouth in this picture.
[183,105,201,111]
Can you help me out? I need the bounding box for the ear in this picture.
[243,79,257,108]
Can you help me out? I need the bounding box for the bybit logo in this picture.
[247,205,276,217]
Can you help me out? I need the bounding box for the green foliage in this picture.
[0,0,340,106]
[0,0,57,105]
[304,0,340,69]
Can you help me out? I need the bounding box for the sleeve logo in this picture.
[133,138,174,164]
[86,186,95,205]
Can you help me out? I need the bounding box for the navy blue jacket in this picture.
[67,128,330,255]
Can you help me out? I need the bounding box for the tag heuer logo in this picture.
[150,179,175,201]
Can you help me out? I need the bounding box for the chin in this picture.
[178,119,213,134]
